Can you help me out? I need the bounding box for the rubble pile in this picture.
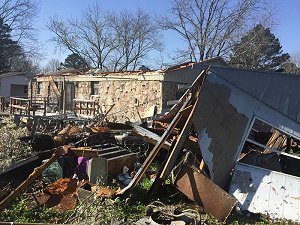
[1,68,300,224]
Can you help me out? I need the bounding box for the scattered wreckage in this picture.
[1,66,300,223]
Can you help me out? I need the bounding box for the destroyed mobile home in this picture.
[1,62,300,223]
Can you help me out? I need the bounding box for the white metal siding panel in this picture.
[230,162,300,222]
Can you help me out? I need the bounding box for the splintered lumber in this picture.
[0,146,68,211]
[49,76,61,97]
[149,69,208,195]
[131,124,172,150]
[149,97,198,195]
[116,95,191,197]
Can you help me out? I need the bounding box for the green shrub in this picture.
[0,118,32,172]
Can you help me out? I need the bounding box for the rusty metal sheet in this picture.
[45,178,77,195]
[28,192,77,211]
[28,178,78,211]
[175,165,237,222]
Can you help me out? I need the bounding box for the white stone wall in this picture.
[97,80,163,123]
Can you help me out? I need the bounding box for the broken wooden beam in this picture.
[0,146,68,211]
[131,124,172,150]
[149,69,207,195]
[116,95,191,197]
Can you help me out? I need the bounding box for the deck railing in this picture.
[73,99,100,117]
[9,97,47,116]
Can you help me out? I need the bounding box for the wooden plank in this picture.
[116,95,191,197]
[149,70,207,195]
[131,124,172,151]
[0,146,68,211]
[149,97,199,195]
[48,76,61,97]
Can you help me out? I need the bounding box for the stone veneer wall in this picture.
[31,81,48,98]
[30,78,180,123]
[97,80,163,123]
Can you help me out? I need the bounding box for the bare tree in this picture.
[109,9,161,71]
[160,0,273,62]
[47,4,161,71]
[48,4,118,71]
[0,0,40,56]
[290,52,300,67]
[43,58,61,73]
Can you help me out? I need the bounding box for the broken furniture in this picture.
[73,99,100,118]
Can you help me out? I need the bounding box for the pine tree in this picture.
[60,53,89,71]
[230,24,290,71]
[0,17,22,73]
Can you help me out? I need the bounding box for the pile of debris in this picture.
[1,68,300,224]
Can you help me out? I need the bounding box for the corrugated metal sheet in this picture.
[230,162,300,222]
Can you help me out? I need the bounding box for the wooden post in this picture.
[79,101,82,115]
[30,79,33,103]
[27,99,31,116]
[62,78,66,114]
[43,98,46,116]
[9,98,13,115]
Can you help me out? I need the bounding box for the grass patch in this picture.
[0,195,70,223]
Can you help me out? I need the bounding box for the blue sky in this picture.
[36,0,300,68]
[273,0,300,55]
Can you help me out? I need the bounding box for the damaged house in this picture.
[5,58,300,222]
[28,58,227,122]
[162,64,300,222]
[118,64,300,222]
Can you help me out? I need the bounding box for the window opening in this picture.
[91,81,99,95]
[238,118,300,177]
